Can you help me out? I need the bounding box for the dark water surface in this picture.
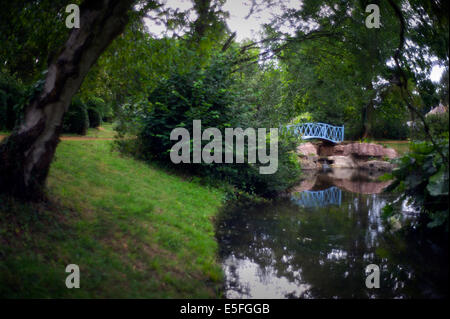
[216,169,448,299]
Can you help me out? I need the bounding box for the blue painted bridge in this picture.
[292,187,342,208]
[284,122,344,143]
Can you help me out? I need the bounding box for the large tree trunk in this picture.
[0,0,134,200]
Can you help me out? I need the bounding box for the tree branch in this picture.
[221,31,236,52]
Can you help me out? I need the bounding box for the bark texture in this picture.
[0,0,134,200]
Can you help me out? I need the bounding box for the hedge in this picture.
[87,108,102,128]
[63,99,89,135]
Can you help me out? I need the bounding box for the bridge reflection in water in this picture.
[291,186,342,208]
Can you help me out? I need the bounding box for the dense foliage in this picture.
[261,0,448,140]
[62,99,89,135]
[130,55,301,197]
[0,1,73,82]
[85,96,110,123]
[384,138,449,230]
[87,108,101,128]
[410,112,450,141]
[0,72,25,131]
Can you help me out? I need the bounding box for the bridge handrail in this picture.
[285,122,345,129]
[282,122,344,143]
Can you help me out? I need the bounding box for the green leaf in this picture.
[427,210,448,228]
[381,204,395,219]
[405,172,423,189]
[427,167,449,196]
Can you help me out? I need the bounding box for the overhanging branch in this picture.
[387,0,448,163]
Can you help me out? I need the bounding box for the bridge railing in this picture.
[283,122,344,143]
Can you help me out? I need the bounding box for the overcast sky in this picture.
[144,0,444,82]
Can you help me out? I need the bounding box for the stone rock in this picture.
[318,144,340,156]
[316,142,398,159]
[328,156,357,169]
[299,156,322,170]
[382,148,398,159]
[296,142,318,157]
[296,141,398,171]
[358,160,394,171]
[342,143,398,158]
[333,144,345,154]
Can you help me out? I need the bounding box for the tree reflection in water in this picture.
[215,169,449,299]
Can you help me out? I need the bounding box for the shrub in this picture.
[384,138,449,230]
[371,116,409,140]
[0,72,25,131]
[87,108,101,128]
[140,60,236,160]
[136,55,301,197]
[426,112,449,138]
[63,99,89,135]
[85,96,114,122]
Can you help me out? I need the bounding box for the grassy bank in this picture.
[0,140,225,298]
[371,140,411,156]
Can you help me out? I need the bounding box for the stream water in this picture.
[215,168,449,299]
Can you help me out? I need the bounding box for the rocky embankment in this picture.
[297,141,398,171]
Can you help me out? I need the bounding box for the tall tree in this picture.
[254,0,448,139]
[0,0,136,199]
[272,1,401,138]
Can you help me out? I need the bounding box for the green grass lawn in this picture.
[0,140,225,298]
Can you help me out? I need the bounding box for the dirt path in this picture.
[57,136,115,141]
